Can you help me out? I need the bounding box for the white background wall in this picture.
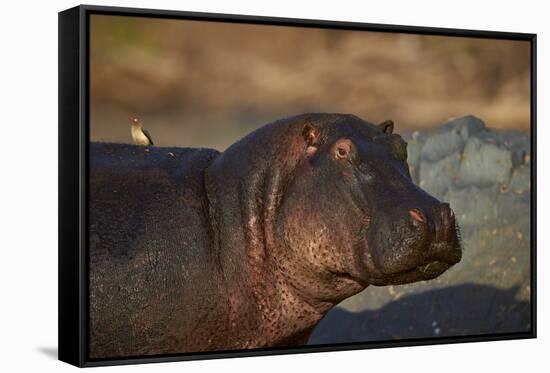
[0,0,546,371]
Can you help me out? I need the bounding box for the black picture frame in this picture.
[58,4,537,367]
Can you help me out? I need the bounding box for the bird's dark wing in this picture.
[142,128,154,145]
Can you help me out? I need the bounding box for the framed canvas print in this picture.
[58,5,537,367]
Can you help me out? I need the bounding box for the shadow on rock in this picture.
[309,283,530,345]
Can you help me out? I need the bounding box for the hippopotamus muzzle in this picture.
[364,197,463,285]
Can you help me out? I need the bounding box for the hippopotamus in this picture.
[89,113,462,358]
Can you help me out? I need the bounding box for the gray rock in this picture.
[476,129,530,168]
[501,131,531,168]
[495,188,531,227]
[447,185,498,227]
[419,153,460,201]
[403,132,427,183]
[457,137,513,187]
[441,115,486,140]
[509,164,531,194]
[404,135,423,165]
[420,115,486,163]
[420,128,464,162]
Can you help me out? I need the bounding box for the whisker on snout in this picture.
[455,223,464,251]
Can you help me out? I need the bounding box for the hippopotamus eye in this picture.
[332,138,353,160]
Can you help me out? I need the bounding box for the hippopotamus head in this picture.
[206,113,462,307]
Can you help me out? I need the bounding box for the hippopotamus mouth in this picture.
[361,202,463,286]
[372,254,462,286]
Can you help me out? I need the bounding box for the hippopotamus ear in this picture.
[378,120,394,134]
[302,123,320,157]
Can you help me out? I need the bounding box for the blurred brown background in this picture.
[90,15,531,150]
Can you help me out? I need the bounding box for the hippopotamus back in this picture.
[89,143,224,357]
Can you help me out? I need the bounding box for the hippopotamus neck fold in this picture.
[204,114,338,345]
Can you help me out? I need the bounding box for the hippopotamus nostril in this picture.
[408,208,426,224]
